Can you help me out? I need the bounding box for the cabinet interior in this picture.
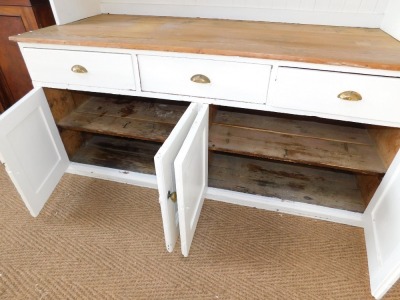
[208,107,400,213]
[44,88,189,175]
[45,88,400,213]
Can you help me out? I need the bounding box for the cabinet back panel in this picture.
[101,0,389,27]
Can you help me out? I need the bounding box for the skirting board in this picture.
[67,162,364,228]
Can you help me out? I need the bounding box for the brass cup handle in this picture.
[71,65,88,74]
[167,191,177,203]
[338,91,362,101]
[190,74,211,84]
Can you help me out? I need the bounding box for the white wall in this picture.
[50,0,101,25]
[101,0,390,27]
[380,0,400,40]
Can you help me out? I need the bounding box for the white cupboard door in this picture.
[175,104,209,257]
[364,150,400,299]
[154,103,201,253]
[0,88,69,217]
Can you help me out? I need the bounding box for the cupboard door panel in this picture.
[0,88,69,217]
[154,102,200,252]
[175,104,209,257]
[364,150,400,299]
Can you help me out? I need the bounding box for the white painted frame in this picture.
[19,43,400,128]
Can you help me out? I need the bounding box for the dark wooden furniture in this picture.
[0,0,54,112]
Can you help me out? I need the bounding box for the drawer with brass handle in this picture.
[138,55,271,104]
[22,48,136,91]
[270,67,400,125]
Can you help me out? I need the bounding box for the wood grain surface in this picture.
[72,134,158,174]
[58,95,188,143]
[10,14,400,71]
[209,152,365,213]
[209,108,386,175]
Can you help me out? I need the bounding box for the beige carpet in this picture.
[1,167,399,299]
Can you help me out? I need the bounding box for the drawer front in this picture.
[23,48,136,90]
[138,55,271,104]
[271,67,400,124]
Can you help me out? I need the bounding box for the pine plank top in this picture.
[10,14,400,71]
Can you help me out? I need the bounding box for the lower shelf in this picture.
[69,133,368,213]
[209,152,366,213]
[71,134,158,175]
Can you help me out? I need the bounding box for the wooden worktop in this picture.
[10,14,400,71]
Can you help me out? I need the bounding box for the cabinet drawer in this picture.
[271,67,400,124]
[22,48,136,90]
[138,55,271,104]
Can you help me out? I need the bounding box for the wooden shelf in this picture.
[209,108,386,175]
[209,152,365,213]
[58,95,188,143]
[71,135,158,174]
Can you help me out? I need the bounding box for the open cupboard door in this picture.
[175,104,209,257]
[154,103,201,252]
[364,151,400,299]
[0,88,69,217]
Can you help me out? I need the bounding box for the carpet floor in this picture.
[1,166,399,299]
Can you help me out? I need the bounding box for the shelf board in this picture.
[71,135,158,174]
[58,95,188,143]
[209,109,386,175]
[209,152,366,213]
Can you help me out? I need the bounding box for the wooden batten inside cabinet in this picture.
[367,126,400,169]
[44,88,87,122]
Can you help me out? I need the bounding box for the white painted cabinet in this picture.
[1,0,400,298]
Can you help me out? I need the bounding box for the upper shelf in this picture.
[10,14,400,71]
